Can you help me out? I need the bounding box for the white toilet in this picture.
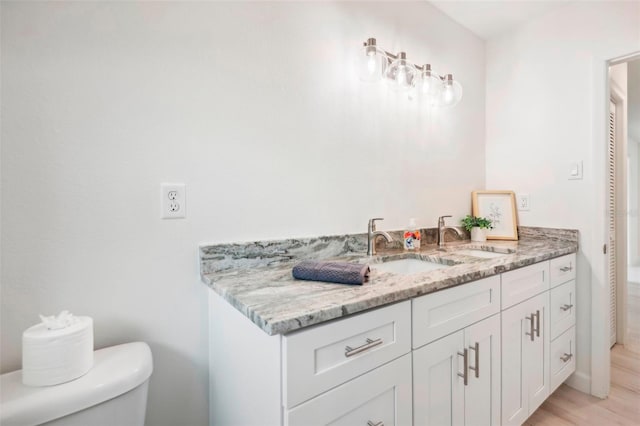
[0,342,153,426]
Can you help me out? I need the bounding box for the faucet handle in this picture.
[368,217,384,231]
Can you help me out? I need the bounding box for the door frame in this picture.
[591,51,640,399]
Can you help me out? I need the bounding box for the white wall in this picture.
[486,1,640,394]
[0,2,485,424]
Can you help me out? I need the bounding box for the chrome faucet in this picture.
[367,218,393,256]
[438,215,464,247]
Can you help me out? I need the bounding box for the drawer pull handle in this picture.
[457,348,469,386]
[560,303,574,312]
[560,265,573,272]
[345,338,383,357]
[525,314,535,341]
[560,353,573,363]
[367,421,384,426]
[468,342,480,378]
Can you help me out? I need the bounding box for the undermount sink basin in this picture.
[454,249,509,259]
[372,258,450,275]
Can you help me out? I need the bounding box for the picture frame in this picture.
[471,190,519,240]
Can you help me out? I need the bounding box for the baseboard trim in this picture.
[565,371,591,395]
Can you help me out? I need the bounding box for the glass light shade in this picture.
[408,66,443,104]
[385,53,417,92]
[356,44,387,83]
[438,75,463,108]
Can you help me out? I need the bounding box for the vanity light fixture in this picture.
[357,37,463,108]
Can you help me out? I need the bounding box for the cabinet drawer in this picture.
[283,301,411,408]
[285,353,412,426]
[550,326,576,393]
[550,280,576,340]
[550,254,576,288]
[501,262,549,309]
[412,276,500,349]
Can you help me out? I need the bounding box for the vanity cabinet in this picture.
[209,253,577,426]
[501,292,550,425]
[413,314,501,426]
[209,292,412,426]
[501,261,552,426]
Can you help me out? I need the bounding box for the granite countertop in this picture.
[200,227,578,336]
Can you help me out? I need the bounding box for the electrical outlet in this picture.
[161,183,186,219]
[517,193,530,211]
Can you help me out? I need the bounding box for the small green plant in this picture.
[461,215,493,232]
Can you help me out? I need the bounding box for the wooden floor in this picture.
[526,345,640,425]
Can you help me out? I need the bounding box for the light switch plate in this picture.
[568,160,583,180]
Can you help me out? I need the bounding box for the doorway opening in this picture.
[607,56,640,353]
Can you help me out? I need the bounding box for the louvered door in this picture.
[608,99,617,348]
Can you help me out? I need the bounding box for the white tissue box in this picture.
[22,315,94,386]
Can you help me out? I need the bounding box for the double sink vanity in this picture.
[200,226,578,426]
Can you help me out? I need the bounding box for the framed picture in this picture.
[472,190,518,240]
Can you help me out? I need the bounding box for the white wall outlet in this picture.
[517,193,530,211]
[161,183,186,219]
[568,160,583,180]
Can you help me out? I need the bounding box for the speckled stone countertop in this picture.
[200,227,578,336]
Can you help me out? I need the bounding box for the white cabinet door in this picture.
[501,299,530,426]
[464,314,501,426]
[524,293,550,414]
[413,331,464,426]
[501,292,550,426]
[414,315,501,426]
[285,353,412,426]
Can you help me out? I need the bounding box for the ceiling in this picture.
[429,0,571,40]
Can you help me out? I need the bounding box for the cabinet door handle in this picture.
[560,264,573,272]
[457,348,469,386]
[535,310,541,338]
[560,303,574,312]
[367,421,384,426]
[468,342,480,378]
[525,314,535,341]
[345,337,382,357]
[560,353,573,363]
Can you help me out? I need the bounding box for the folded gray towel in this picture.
[292,261,370,285]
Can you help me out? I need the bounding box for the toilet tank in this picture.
[1,342,153,426]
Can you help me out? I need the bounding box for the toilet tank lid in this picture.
[0,342,153,426]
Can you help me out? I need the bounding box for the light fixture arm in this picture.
[363,39,449,81]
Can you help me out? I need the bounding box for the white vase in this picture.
[471,227,487,242]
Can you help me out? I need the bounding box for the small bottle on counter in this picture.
[403,218,421,250]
